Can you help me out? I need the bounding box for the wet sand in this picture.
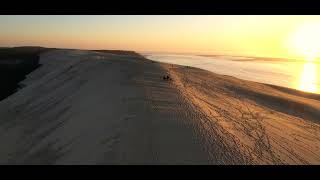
[0,49,319,164]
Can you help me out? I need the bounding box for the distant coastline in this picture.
[199,54,310,62]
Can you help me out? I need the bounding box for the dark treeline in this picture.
[0,47,53,101]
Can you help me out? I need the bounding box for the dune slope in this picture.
[164,64,320,164]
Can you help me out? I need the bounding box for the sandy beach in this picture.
[0,49,319,164]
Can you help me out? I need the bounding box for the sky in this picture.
[1,15,320,60]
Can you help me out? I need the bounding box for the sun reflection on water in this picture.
[298,62,318,93]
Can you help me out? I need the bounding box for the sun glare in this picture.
[289,22,320,61]
[298,62,318,93]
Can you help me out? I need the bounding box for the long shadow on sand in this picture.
[226,85,320,123]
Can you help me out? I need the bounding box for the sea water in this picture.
[144,53,320,94]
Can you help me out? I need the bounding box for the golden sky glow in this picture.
[1,15,320,60]
[287,21,320,61]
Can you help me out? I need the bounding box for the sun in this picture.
[288,22,320,61]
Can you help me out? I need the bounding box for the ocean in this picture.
[144,53,320,94]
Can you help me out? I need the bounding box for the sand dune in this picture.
[0,49,319,164]
[164,64,320,164]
